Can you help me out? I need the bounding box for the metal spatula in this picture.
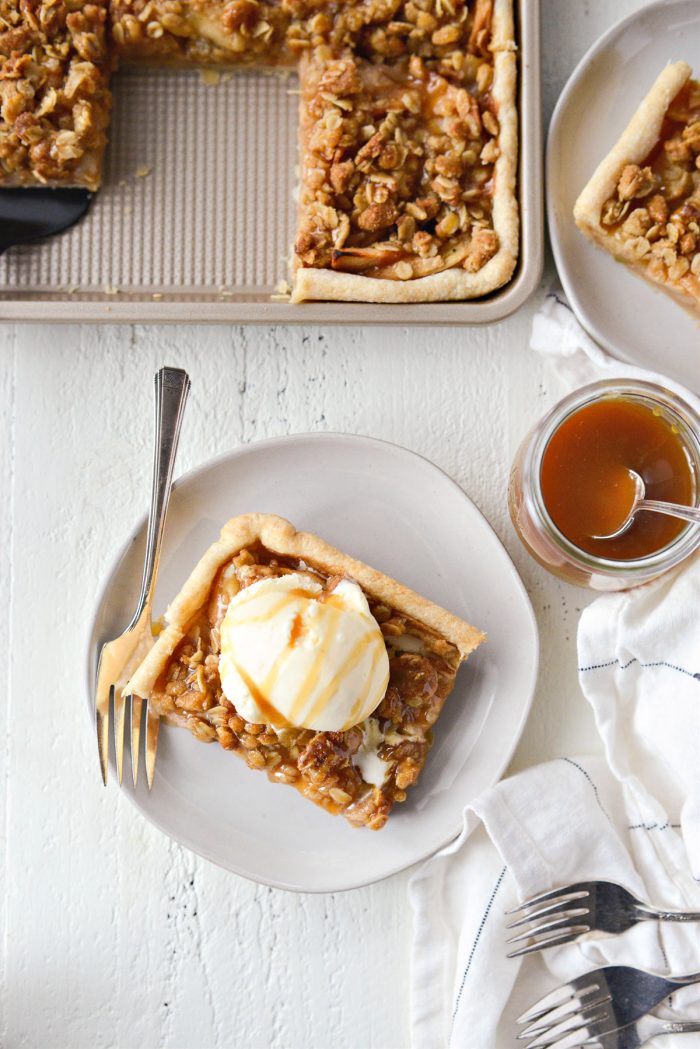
[0,187,92,254]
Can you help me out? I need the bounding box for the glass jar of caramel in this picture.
[509,379,700,590]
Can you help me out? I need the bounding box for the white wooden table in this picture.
[0,3,651,1046]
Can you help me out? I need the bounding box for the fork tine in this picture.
[130,694,143,787]
[519,996,609,1041]
[145,704,159,790]
[521,1005,611,1049]
[505,910,587,944]
[517,982,603,1028]
[95,649,112,786]
[506,900,590,930]
[507,927,591,958]
[518,981,604,1032]
[507,889,590,920]
[517,987,576,1026]
[522,1012,609,1049]
[114,687,127,785]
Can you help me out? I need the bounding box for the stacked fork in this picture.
[517,965,700,1049]
[509,881,700,1048]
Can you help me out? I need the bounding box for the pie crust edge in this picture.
[290,0,519,304]
[126,511,485,698]
[573,61,699,316]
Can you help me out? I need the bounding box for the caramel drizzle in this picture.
[342,642,389,730]
[229,586,319,617]
[225,584,386,729]
[303,629,377,726]
[284,605,347,724]
[231,661,292,729]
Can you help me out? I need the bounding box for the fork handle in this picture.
[130,367,191,626]
[637,906,700,922]
[668,971,700,986]
[640,1015,700,1040]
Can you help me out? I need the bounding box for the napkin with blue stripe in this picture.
[409,294,700,1049]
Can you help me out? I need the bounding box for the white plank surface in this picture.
[1,3,651,1046]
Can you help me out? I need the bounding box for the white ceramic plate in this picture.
[86,433,538,892]
[547,0,700,393]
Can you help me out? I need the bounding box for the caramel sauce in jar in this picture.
[508,381,700,590]
[540,398,695,561]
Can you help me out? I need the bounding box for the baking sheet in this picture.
[0,0,542,325]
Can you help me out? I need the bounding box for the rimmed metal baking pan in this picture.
[0,0,542,325]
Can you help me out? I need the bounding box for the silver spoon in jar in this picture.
[594,468,700,540]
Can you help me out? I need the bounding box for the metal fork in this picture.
[506,880,700,957]
[583,1012,700,1049]
[516,964,700,1049]
[95,366,190,788]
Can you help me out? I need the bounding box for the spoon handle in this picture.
[639,499,700,526]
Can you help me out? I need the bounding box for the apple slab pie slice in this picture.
[126,513,483,829]
[574,61,700,318]
[291,1,518,303]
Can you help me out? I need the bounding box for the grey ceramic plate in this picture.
[86,433,539,891]
[548,0,700,393]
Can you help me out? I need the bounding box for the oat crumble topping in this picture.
[0,0,112,189]
[295,49,500,279]
[600,78,700,296]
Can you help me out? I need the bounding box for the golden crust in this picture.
[574,62,700,318]
[127,512,484,696]
[574,63,691,224]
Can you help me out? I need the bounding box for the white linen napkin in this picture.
[409,293,700,1049]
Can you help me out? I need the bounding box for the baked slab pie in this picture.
[292,0,518,302]
[127,514,484,829]
[0,0,112,189]
[574,62,700,318]
[2,0,519,302]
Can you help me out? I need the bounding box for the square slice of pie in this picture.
[127,513,484,830]
[574,61,700,318]
[290,1,518,303]
[0,0,112,189]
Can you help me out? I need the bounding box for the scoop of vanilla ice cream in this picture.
[218,572,390,731]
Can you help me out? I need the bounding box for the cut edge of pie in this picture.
[126,512,485,830]
[574,61,700,318]
[291,0,518,304]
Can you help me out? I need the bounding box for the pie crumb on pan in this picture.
[0,0,112,190]
[127,513,484,830]
[574,61,700,318]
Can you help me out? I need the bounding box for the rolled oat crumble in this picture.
[295,49,501,280]
[0,0,112,188]
[600,79,700,298]
[575,63,700,316]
